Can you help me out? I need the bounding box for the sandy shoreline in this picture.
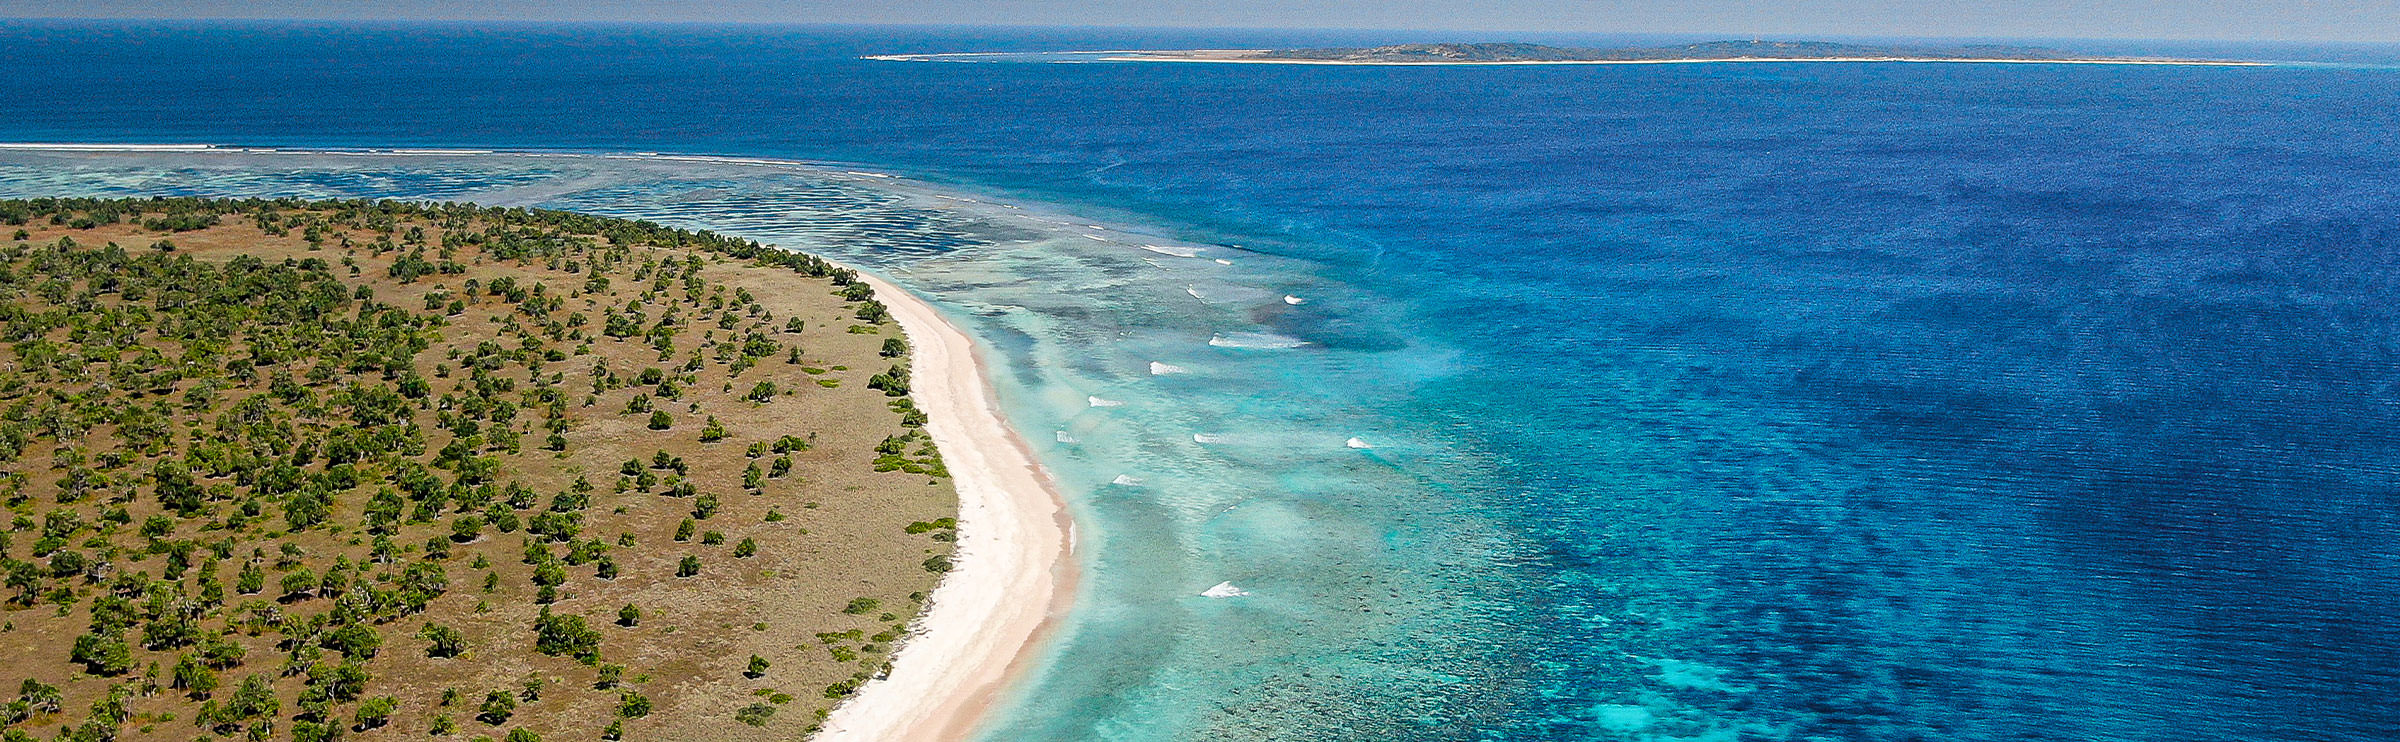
[815,272,1077,742]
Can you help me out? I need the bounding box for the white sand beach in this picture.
[815,272,1077,742]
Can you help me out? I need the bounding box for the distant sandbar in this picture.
[867,41,2270,68]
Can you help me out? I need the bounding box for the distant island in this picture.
[1079,40,2267,67]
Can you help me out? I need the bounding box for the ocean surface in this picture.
[6,21,2400,742]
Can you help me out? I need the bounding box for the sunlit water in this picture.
[6,22,2400,742]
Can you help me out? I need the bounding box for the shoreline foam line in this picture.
[817,271,1077,742]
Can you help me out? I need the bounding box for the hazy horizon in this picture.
[3,1,2396,43]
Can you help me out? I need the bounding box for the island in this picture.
[1080,40,2269,66]
[0,197,1071,742]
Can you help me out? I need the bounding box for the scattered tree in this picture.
[478,689,516,725]
[421,623,465,658]
[355,696,397,729]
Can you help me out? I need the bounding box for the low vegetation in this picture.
[0,197,961,741]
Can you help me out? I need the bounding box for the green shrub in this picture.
[420,624,465,658]
[171,653,219,696]
[616,691,651,718]
[69,632,134,675]
[531,608,601,663]
[354,696,397,729]
[736,702,775,727]
[594,663,625,689]
[477,690,515,724]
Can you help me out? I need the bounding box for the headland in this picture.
[0,196,1067,742]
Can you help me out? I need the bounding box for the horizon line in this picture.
[1,17,2394,46]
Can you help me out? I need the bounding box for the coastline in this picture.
[0,145,1087,740]
[815,271,1078,742]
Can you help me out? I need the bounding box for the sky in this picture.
[2,0,2395,43]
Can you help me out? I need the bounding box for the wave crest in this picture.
[1209,332,1309,349]
[1201,581,1251,598]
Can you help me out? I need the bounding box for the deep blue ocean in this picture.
[5,20,2399,742]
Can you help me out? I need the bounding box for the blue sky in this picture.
[4,0,2394,42]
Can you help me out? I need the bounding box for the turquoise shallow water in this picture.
[7,22,2400,741]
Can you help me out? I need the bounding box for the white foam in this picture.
[1201,581,1250,598]
[1184,286,1205,300]
[1055,431,1080,444]
[1083,234,1109,242]
[1346,437,1371,449]
[1284,295,1306,305]
[1139,244,1202,258]
[1087,396,1124,407]
[1110,474,1144,486]
[1214,259,1234,265]
[1192,433,1230,444]
[1148,362,1187,375]
[1209,332,1309,349]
